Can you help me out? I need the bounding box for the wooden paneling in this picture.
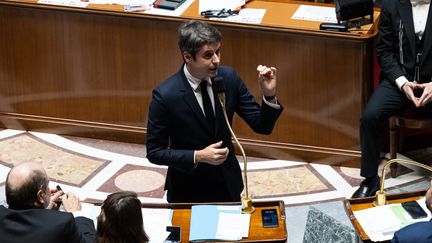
[0,0,378,166]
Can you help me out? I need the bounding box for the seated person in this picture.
[391,180,432,243]
[96,191,149,243]
[353,0,432,198]
[0,162,95,243]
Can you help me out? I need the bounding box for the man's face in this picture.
[184,42,221,79]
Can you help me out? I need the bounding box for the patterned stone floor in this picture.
[0,129,430,242]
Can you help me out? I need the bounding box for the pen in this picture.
[53,185,63,210]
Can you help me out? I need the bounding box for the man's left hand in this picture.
[417,82,432,107]
[257,65,277,97]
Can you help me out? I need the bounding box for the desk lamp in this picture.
[373,158,432,206]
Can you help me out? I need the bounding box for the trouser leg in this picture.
[360,80,408,178]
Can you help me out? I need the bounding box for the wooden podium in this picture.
[140,200,287,242]
[344,190,426,243]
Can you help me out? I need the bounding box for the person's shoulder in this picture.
[218,65,236,76]
[0,205,9,216]
[380,0,398,10]
[155,68,185,91]
[394,221,432,241]
[217,66,240,84]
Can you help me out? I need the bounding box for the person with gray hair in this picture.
[0,162,95,243]
[146,20,283,203]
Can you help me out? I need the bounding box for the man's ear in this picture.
[35,189,46,207]
[183,51,192,64]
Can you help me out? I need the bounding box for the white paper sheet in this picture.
[216,212,251,240]
[38,0,89,8]
[210,8,266,24]
[291,5,337,23]
[198,0,245,13]
[87,0,153,4]
[142,208,173,243]
[353,198,432,242]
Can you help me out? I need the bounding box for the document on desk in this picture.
[199,0,245,13]
[88,0,153,4]
[38,0,89,7]
[142,208,173,243]
[189,205,250,241]
[210,9,266,24]
[353,198,432,242]
[80,203,101,227]
[291,5,337,23]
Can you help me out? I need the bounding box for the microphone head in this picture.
[212,76,225,94]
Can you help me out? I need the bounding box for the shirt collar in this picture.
[411,0,430,6]
[183,64,212,92]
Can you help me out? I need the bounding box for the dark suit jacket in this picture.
[146,65,283,203]
[0,205,95,243]
[391,220,432,243]
[377,0,432,83]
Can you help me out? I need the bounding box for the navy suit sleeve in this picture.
[74,216,96,243]
[391,221,432,243]
[146,87,195,173]
[227,68,283,135]
[391,231,400,243]
[376,0,408,83]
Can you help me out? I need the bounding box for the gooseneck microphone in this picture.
[212,76,255,214]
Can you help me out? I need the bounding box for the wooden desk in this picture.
[344,190,426,243]
[140,200,287,242]
[0,0,379,166]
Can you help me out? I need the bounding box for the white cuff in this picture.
[193,151,198,169]
[395,76,409,90]
[263,96,281,109]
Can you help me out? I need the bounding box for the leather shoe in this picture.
[351,178,380,198]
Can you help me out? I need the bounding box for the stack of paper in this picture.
[353,198,432,242]
[189,205,250,242]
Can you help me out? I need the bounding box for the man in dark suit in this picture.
[391,180,432,242]
[353,0,432,198]
[0,162,95,243]
[146,20,283,203]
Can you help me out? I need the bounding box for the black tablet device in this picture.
[261,209,279,227]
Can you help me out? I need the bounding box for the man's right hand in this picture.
[402,81,422,107]
[61,192,82,212]
[195,141,229,166]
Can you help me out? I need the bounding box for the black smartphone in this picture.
[401,201,428,219]
[261,209,279,227]
[165,226,181,243]
[154,0,182,10]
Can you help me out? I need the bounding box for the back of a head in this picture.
[178,20,222,58]
[5,162,49,210]
[96,191,149,243]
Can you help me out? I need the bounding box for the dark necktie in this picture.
[200,80,215,130]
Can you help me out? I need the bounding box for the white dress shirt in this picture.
[396,0,430,89]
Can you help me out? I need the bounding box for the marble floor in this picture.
[0,129,430,242]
